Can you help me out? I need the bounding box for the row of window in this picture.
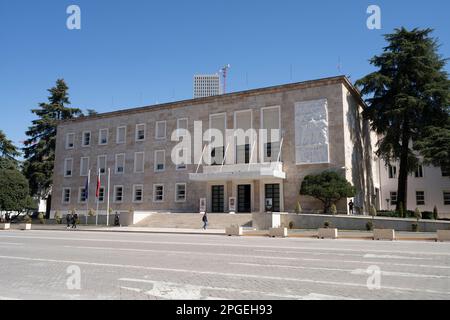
[388,164,450,178]
[64,150,186,177]
[62,183,186,204]
[389,191,450,206]
[66,119,187,149]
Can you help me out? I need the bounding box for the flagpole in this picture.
[96,168,100,226]
[106,168,111,227]
[86,169,90,225]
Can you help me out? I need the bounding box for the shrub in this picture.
[54,211,61,224]
[23,214,32,224]
[323,221,331,228]
[369,205,377,218]
[421,211,434,220]
[414,208,422,221]
[295,202,302,215]
[366,221,373,231]
[330,204,337,215]
[412,223,419,232]
[38,212,45,224]
[433,206,439,220]
[288,221,294,229]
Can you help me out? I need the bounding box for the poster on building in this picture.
[199,198,206,213]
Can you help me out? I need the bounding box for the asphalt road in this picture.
[0,229,449,300]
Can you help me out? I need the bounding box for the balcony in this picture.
[189,162,286,182]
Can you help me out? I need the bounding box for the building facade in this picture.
[378,160,450,216]
[51,76,378,219]
[193,74,221,98]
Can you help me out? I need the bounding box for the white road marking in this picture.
[0,254,448,296]
[118,278,353,300]
[62,245,450,271]
[229,262,450,279]
[0,242,24,246]
[0,296,20,300]
[364,254,432,260]
[256,249,365,258]
[1,234,449,256]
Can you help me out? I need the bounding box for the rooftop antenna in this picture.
[220,64,231,94]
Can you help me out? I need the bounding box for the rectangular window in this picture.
[444,192,450,205]
[79,187,87,203]
[390,192,397,206]
[97,155,107,175]
[66,133,75,149]
[80,157,89,176]
[116,126,126,144]
[210,113,226,165]
[154,150,165,172]
[261,106,281,162]
[442,166,450,177]
[388,165,397,179]
[175,147,188,170]
[175,183,186,202]
[98,187,105,203]
[416,191,425,206]
[114,185,123,203]
[62,188,71,204]
[235,110,253,164]
[134,152,145,173]
[136,124,146,141]
[176,118,188,138]
[64,158,73,177]
[99,128,109,145]
[115,154,125,174]
[153,184,164,202]
[155,121,167,140]
[133,185,143,203]
[82,131,91,147]
[414,164,423,178]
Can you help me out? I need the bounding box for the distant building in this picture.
[378,159,450,216]
[193,74,221,98]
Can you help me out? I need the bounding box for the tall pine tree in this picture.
[0,130,20,169]
[23,79,82,198]
[356,28,449,211]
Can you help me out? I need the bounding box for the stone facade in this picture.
[51,76,376,217]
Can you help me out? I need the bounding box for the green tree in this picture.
[0,130,20,170]
[300,171,356,214]
[23,79,82,197]
[414,122,450,170]
[355,28,450,211]
[0,169,30,212]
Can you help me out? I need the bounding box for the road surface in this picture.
[0,230,449,300]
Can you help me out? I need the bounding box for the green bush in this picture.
[433,206,439,220]
[421,211,434,220]
[323,221,331,228]
[37,212,45,224]
[366,221,373,231]
[330,204,337,215]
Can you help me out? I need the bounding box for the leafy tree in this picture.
[0,130,20,161]
[0,169,30,212]
[355,28,450,211]
[300,171,356,214]
[23,79,82,198]
[414,122,450,170]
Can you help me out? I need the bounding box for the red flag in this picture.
[96,174,101,198]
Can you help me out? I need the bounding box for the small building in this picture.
[51,76,378,219]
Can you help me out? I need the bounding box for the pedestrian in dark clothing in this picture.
[66,213,72,229]
[114,213,120,226]
[72,213,78,229]
[202,213,208,230]
[348,200,354,215]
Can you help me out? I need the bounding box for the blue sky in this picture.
[1,0,449,149]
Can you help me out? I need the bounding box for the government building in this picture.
[51,76,379,221]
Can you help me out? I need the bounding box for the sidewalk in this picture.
[4,224,441,241]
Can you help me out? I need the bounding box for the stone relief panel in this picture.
[295,99,329,164]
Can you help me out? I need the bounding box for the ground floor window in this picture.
[416,191,425,206]
[175,183,186,202]
[153,184,164,202]
[390,192,397,206]
[443,191,450,205]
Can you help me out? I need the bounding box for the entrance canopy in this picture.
[189,162,286,182]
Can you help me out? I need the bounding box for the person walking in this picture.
[72,212,78,229]
[202,212,208,230]
[66,212,72,229]
[348,200,354,215]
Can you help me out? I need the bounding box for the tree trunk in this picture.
[396,124,410,213]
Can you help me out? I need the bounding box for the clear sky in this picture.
[1,0,449,149]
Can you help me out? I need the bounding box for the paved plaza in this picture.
[0,229,449,300]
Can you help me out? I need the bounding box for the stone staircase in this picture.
[133,213,253,229]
